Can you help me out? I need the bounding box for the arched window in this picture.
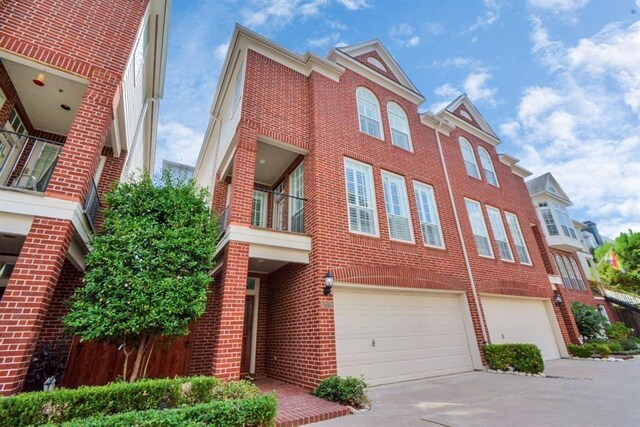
[478,146,499,186]
[387,102,412,151]
[356,87,383,139]
[554,254,571,288]
[570,258,587,291]
[459,137,480,179]
[563,256,579,290]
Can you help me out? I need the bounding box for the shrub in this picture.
[482,343,544,374]
[571,302,607,343]
[313,376,368,408]
[0,376,261,426]
[568,343,612,358]
[605,322,633,341]
[62,395,277,427]
[607,341,624,353]
[568,344,592,358]
[620,338,639,351]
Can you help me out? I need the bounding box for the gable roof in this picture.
[442,94,499,139]
[526,172,573,204]
[329,39,423,101]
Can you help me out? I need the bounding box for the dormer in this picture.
[527,173,582,252]
[327,40,424,105]
[435,94,500,146]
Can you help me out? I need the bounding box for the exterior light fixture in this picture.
[33,73,45,87]
[60,104,71,111]
[553,290,563,305]
[323,270,334,296]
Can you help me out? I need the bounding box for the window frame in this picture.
[413,180,445,249]
[288,162,304,233]
[477,146,499,187]
[486,206,514,262]
[504,212,532,266]
[459,137,481,180]
[570,257,587,291]
[563,256,580,290]
[356,87,384,140]
[552,202,578,239]
[554,254,572,288]
[387,101,413,152]
[381,170,414,243]
[251,190,268,228]
[465,198,494,258]
[344,157,379,237]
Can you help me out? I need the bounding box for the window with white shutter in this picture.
[413,181,444,248]
[486,206,514,261]
[505,212,532,265]
[465,199,493,257]
[381,171,413,242]
[251,190,267,228]
[344,158,378,236]
[289,163,304,233]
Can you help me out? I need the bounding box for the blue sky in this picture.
[156,0,640,238]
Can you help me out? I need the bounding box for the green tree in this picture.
[571,302,607,343]
[595,230,640,295]
[64,173,217,381]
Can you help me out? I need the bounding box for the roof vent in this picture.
[367,57,387,72]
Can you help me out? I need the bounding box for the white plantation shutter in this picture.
[486,207,514,261]
[506,213,532,265]
[413,182,443,248]
[478,146,498,186]
[382,172,412,241]
[252,191,266,227]
[345,159,377,235]
[465,199,493,257]
[289,163,304,232]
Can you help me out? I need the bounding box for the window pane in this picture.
[382,172,412,241]
[555,254,571,288]
[357,88,382,138]
[388,102,411,150]
[465,199,493,257]
[541,208,558,236]
[570,258,586,291]
[345,159,377,235]
[478,147,498,186]
[414,182,443,248]
[459,138,480,179]
[487,207,514,261]
[506,213,531,264]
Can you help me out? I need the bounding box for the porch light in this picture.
[553,291,563,305]
[323,270,334,296]
[33,73,45,87]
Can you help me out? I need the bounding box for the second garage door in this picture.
[482,295,561,361]
[333,286,475,386]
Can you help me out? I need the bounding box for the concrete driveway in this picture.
[313,358,640,426]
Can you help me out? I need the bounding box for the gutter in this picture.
[433,120,488,344]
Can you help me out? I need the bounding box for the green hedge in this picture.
[0,377,263,426]
[483,343,544,374]
[568,343,612,358]
[313,376,368,408]
[61,395,277,427]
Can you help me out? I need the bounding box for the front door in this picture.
[240,295,255,374]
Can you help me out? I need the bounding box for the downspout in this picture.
[434,121,488,343]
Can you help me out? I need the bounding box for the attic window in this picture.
[459,109,472,120]
[367,57,387,72]
[547,185,557,194]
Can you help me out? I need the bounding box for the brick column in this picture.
[0,217,74,395]
[45,70,118,203]
[211,241,250,380]
[228,125,257,226]
[555,287,581,344]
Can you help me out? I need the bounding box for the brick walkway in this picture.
[255,378,351,427]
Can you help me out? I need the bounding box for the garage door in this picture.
[333,286,474,386]
[482,296,560,360]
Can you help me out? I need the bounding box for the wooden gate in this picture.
[63,333,192,388]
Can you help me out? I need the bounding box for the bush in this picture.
[571,302,607,343]
[62,395,277,427]
[568,344,592,358]
[313,376,368,408]
[605,322,633,341]
[482,343,544,374]
[607,341,624,353]
[620,338,639,351]
[0,377,261,426]
[568,343,612,358]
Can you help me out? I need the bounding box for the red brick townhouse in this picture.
[526,173,618,340]
[0,0,170,395]
[192,25,575,390]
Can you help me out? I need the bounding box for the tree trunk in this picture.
[129,335,148,382]
[122,342,134,382]
[141,336,157,379]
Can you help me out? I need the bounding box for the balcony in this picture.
[0,129,62,193]
[546,234,584,252]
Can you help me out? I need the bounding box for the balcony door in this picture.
[272,182,286,230]
[0,110,28,185]
[289,163,304,233]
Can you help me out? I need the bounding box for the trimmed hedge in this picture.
[313,376,368,408]
[483,343,544,374]
[61,395,277,427]
[568,343,612,358]
[0,377,263,426]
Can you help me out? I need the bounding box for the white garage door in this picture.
[482,296,561,361]
[333,286,474,386]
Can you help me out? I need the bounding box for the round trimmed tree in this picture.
[64,173,217,381]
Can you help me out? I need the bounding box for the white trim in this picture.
[442,111,501,147]
[387,101,413,152]
[441,95,499,140]
[485,205,514,262]
[477,146,499,187]
[464,198,494,259]
[246,277,260,374]
[344,157,379,237]
[288,162,304,232]
[217,224,311,261]
[412,180,445,249]
[498,154,532,178]
[458,137,481,180]
[504,211,533,266]
[381,170,414,243]
[356,87,384,140]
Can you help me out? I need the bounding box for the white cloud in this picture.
[530,15,565,71]
[502,19,640,236]
[307,32,341,48]
[156,121,205,169]
[423,22,445,36]
[242,0,369,29]
[465,0,503,33]
[434,83,459,98]
[432,57,481,69]
[389,23,421,47]
[336,0,369,10]
[527,0,589,12]
[463,71,497,105]
[213,42,229,63]
[299,0,329,16]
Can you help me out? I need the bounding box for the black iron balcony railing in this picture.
[218,205,229,238]
[0,129,63,192]
[83,178,101,231]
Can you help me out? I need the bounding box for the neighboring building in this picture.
[572,219,599,282]
[191,25,573,389]
[162,159,195,179]
[0,0,170,395]
[582,220,605,247]
[526,173,617,339]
